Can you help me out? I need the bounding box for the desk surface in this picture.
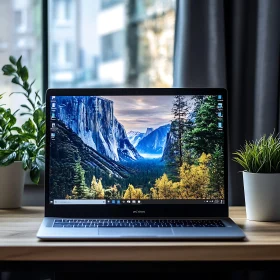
[0,207,280,261]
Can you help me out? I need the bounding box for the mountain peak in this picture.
[136,124,171,156]
[128,131,141,136]
[127,131,145,147]
[144,127,154,137]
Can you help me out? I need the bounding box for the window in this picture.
[53,0,72,22]
[101,31,124,62]
[65,0,72,20]
[14,10,23,30]
[0,0,42,122]
[101,0,123,10]
[65,41,72,64]
[52,42,59,63]
[48,0,176,88]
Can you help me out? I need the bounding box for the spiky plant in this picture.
[233,133,280,173]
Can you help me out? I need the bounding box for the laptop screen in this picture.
[49,94,225,206]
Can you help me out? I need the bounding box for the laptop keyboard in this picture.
[52,219,225,228]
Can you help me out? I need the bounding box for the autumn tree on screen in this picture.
[123,184,147,199]
[104,185,122,199]
[151,173,174,199]
[90,176,104,199]
[178,153,210,199]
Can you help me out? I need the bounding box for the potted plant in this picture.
[0,56,45,208]
[233,133,280,221]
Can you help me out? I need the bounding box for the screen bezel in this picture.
[45,88,228,218]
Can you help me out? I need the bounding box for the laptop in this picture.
[37,88,245,240]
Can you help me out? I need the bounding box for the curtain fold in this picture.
[174,0,280,205]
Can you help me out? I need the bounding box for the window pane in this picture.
[101,31,124,62]
[48,0,176,88]
[0,0,42,122]
[101,0,124,10]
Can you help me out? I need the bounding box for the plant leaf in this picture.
[9,91,28,98]
[11,127,22,134]
[0,150,17,166]
[2,64,16,76]
[9,56,17,65]
[25,142,37,156]
[20,112,33,116]
[29,79,36,88]
[12,109,20,116]
[21,66,29,82]
[16,56,22,73]
[38,134,46,147]
[38,121,46,142]
[23,81,29,91]
[0,150,15,157]
[0,139,6,149]
[7,114,16,128]
[21,104,32,111]
[22,151,30,170]
[35,154,45,169]
[12,76,21,85]
[33,108,44,127]
[30,163,41,184]
[21,133,37,141]
[35,90,41,102]
[22,118,36,135]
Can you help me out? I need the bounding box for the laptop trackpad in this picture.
[99,228,173,237]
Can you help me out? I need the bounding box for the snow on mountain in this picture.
[56,96,142,162]
[127,131,145,147]
[136,124,171,156]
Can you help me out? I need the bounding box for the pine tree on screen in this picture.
[166,95,189,179]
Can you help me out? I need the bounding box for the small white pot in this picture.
[243,172,280,221]
[0,161,26,209]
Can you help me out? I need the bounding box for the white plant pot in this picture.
[0,162,26,209]
[243,172,280,221]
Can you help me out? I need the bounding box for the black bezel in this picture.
[45,88,228,218]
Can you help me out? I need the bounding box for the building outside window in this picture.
[48,0,176,88]
[0,0,42,123]
[0,0,175,117]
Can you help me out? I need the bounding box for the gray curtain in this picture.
[174,0,280,205]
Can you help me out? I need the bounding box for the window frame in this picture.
[42,0,176,100]
[42,0,49,102]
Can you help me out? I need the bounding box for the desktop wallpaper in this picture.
[49,95,224,202]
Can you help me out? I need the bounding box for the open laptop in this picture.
[37,88,245,240]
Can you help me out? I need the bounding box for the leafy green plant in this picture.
[233,133,280,173]
[0,101,45,183]
[2,56,43,116]
[1,56,45,184]
[0,93,22,163]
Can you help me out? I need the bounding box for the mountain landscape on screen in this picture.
[50,95,225,202]
[55,96,142,162]
[135,124,171,157]
[127,131,145,147]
